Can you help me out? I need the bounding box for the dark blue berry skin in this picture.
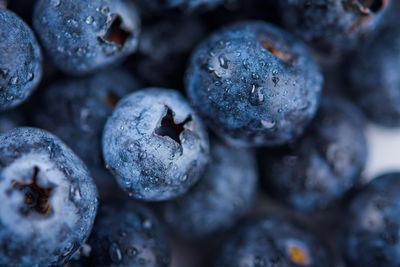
[342,173,400,267]
[102,88,210,201]
[133,17,207,89]
[0,127,98,266]
[33,68,141,197]
[347,26,400,127]
[260,96,367,213]
[185,21,323,147]
[0,8,42,111]
[157,139,258,240]
[279,0,392,56]
[215,216,333,267]
[74,200,170,267]
[33,0,140,75]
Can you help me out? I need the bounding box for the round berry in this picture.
[0,9,42,111]
[102,88,209,201]
[185,21,323,147]
[0,127,98,266]
[33,0,140,75]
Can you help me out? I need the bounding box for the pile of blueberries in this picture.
[1,0,400,266]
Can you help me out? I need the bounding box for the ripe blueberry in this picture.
[0,127,98,266]
[102,88,209,201]
[0,8,42,111]
[33,0,140,75]
[185,21,323,147]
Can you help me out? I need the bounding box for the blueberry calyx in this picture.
[257,33,295,64]
[100,14,131,47]
[260,40,293,63]
[0,0,6,9]
[360,0,388,13]
[286,240,311,265]
[104,91,119,108]
[11,166,55,216]
[155,106,192,145]
[343,0,386,13]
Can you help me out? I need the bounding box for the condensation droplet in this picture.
[109,243,122,263]
[251,73,260,80]
[248,85,265,106]
[70,186,82,202]
[126,247,138,257]
[67,19,78,27]
[27,72,34,81]
[51,0,60,7]
[143,219,152,229]
[101,6,110,14]
[85,16,94,24]
[180,175,188,182]
[272,76,279,86]
[138,151,147,159]
[261,120,276,129]
[299,101,310,111]
[218,55,228,69]
[10,77,18,85]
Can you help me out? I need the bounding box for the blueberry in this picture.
[259,96,367,212]
[185,21,323,147]
[215,216,333,267]
[341,173,400,267]
[102,87,209,201]
[0,127,98,266]
[74,199,170,267]
[0,8,42,111]
[33,68,141,197]
[279,0,392,56]
[157,139,258,240]
[346,26,400,126]
[33,0,140,75]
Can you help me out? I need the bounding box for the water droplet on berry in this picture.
[143,219,152,229]
[69,186,82,202]
[299,101,310,111]
[109,243,122,263]
[138,151,147,159]
[249,85,265,106]
[27,72,34,81]
[251,73,260,80]
[272,76,279,86]
[67,19,78,27]
[10,76,18,84]
[126,247,138,257]
[218,55,228,69]
[261,120,276,129]
[51,0,60,7]
[85,16,94,24]
[100,6,110,14]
